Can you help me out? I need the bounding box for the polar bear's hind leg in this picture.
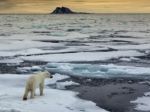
[30,89,35,99]
[23,86,29,100]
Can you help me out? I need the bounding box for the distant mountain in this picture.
[51,7,88,14]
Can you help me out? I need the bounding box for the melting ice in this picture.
[17,63,150,78]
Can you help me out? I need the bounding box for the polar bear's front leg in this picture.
[39,83,44,96]
[30,83,36,99]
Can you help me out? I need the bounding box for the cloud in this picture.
[0,0,14,9]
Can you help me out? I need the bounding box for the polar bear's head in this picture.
[44,70,53,78]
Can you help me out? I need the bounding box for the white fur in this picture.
[23,71,52,100]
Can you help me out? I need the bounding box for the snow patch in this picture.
[56,81,79,90]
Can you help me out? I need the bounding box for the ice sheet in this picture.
[0,74,108,112]
[22,50,144,62]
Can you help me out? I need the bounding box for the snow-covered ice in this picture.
[0,74,108,112]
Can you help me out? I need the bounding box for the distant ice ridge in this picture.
[45,63,150,78]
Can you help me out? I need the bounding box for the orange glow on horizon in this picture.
[0,0,150,13]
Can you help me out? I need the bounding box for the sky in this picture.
[0,0,150,13]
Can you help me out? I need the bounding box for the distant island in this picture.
[51,7,89,14]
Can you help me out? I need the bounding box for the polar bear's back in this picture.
[26,73,45,89]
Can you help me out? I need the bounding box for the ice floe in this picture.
[45,63,150,78]
[22,50,144,62]
[16,63,150,78]
[131,91,150,111]
[56,81,80,90]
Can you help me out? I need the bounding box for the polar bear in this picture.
[23,71,53,100]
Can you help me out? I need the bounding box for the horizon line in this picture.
[0,12,150,15]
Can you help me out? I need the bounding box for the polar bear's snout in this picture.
[50,75,53,78]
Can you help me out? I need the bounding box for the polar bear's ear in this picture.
[44,70,51,78]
